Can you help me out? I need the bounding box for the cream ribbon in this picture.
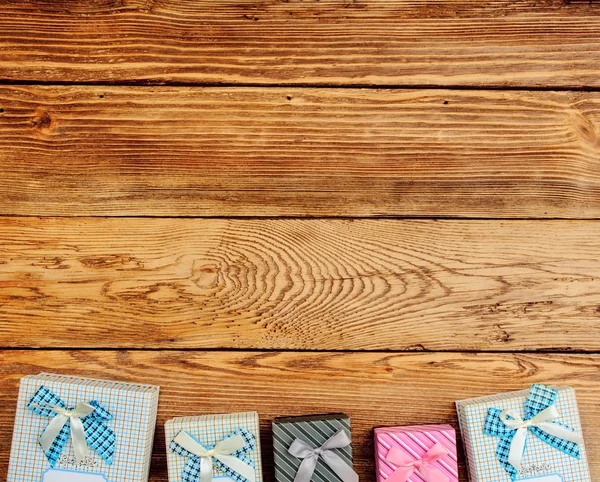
[499,405,583,471]
[36,402,96,463]
[173,431,256,482]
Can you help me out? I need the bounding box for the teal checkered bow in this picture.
[27,385,115,467]
[484,384,583,480]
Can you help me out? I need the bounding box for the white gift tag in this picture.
[42,468,107,482]
[520,476,563,482]
[214,478,236,481]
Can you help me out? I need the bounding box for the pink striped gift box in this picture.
[374,424,458,482]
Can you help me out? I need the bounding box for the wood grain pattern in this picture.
[1,1,600,87]
[1,86,600,217]
[1,350,599,481]
[2,2,599,482]
[2,217,600,351]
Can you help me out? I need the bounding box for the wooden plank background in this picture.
[1,1,600,87]
[2,217,600,351]
[1,350,599,481]
[1,1,600,481]
[1,87,600,217]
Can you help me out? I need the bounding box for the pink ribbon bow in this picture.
[385,442,449,482]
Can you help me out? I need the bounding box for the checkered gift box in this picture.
[7,373,160,482]
[165,411,263,482]
[456,385,591,482]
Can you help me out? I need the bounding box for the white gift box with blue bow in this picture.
[7,373,160,482]
[456,384,591,482]
[165,412,263,482]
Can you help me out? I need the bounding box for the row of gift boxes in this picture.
[7,373,591,482]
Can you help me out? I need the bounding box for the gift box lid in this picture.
[274,412,349,424]
[165,411,259,427]
[29,373,160,395]
[375,423,455,435]
[456,386,555,407]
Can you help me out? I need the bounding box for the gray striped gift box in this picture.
[272,413,354,482]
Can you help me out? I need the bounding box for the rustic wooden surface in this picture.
[1,1,600,481]
[1,1,600,87]
[1,86,600,217]
[2,217,600,351]
[1,350,599,481]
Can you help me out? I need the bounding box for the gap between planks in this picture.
[1,347,600,355]
[3,81,600,92]
[3,215,600,221]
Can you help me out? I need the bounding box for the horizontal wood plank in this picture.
[1,1,600,87]
[0,350,599,481]
[1,86,600,217]
[2,217,600,351]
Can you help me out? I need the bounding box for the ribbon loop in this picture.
[171,430,257,482]
[38,402,96,463]
[484,384,583,480]
[385,442,449,482]
[288,429,358,482]
[27,386,115,467]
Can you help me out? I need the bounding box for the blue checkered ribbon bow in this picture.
[27,385,115,467]
[170,429,257,482]
[484,384,583,480]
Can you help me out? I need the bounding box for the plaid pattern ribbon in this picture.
[484,384,582,480]
[170,428,256,482]
[27,385,115,467]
